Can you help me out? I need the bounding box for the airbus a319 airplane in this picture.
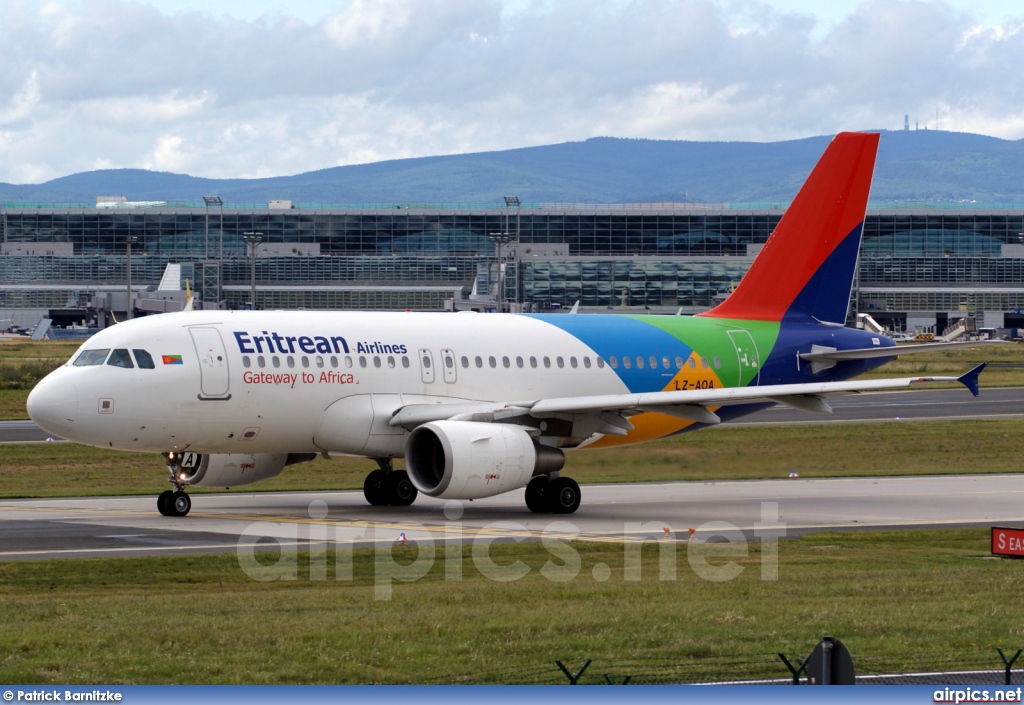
[28,132,988,517]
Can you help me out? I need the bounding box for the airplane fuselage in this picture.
[29,309,894,456]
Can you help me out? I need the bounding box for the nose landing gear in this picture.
[157,489,192,517]
[158,452,197,517]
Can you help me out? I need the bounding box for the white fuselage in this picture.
[28,310,634,456]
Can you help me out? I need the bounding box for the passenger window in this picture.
[242,356,251,369]
[331,356,338,368]
[488,356,497,368]
[272,356,280,368]
[597,357,605,369]
[374,356,382,368]
[543,356,551,368]
[444,354,454,369]
[701,357,708,369]
[461,356,469,368]
[556,357,564,368]
[636,357,644,369]
[359,356,367,368]
[610,356,618,369]
[257,356,266,368]
[132,349,155,369]
[475,356,483,368]
[502,356,510,368]
[345,356,353,368]
[583,357,591,368]
[650,356,657,369]
[529,356,537,368]
[421,354,431,369]
[662,356,670,369]
[516,356,524,368]
[302,356,309,368]
[623,357,631,369]
[316,356,324,368]
[401,356,410,368]
[713,357,721,369]
[689,358,696,369]
[388,356,396,368]
[286,356,295,368]
[570,357,578,369]
[73,349,110,366]
[107,349,134,369]
[675,356,683,369]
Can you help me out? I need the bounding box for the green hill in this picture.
[2,129,1021,206]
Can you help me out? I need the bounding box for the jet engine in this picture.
[405,420,564,500]
[175,452,315,488]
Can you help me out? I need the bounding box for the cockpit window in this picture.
[73,349,110,367]
[107,349,134,369]
[133,349,155,369]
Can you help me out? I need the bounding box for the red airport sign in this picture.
[992,527,1024,558]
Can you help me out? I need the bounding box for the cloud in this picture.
[0,0,1023,183]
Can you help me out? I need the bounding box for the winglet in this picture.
[957,363,987,397]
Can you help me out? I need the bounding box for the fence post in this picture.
[555,659,592,685]
[778,652,810,685]
[997,648,1022,685]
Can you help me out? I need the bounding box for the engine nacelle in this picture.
[177,452,314,488]
[406,421,562,500]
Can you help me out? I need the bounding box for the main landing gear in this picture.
[525,473,581,514]
[158,454,192,517]
[363,458,418,507]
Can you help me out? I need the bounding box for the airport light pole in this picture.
[203,195,223,260]
[126,234,138,320]
[488,232,510,312]
[503,196,520,308]
[242,232,263,310]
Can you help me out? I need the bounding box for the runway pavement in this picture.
[3,387,1022,444]
[3,474,1023,561]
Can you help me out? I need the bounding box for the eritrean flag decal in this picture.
[162,354,183,365]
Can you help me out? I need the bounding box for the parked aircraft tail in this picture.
[700,131,879,325]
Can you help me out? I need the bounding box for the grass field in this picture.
[0,529,1019,684]
[2,340,1022,685]
[2,417,1022,498]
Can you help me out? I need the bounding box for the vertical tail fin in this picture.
[700,132,879,324]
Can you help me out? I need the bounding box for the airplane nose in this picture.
[27,375,78,434]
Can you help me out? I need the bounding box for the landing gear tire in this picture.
[363,469,390,506]
[168,490,191,517]
[525,476,549,513]
[388,470,418,506]
[547,477,581,514]
[157,490,174,516]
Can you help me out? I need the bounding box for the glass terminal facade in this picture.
[2,206,1023,330]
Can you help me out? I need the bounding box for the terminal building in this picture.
[2,199,1024,335]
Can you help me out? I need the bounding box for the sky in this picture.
[2,0,1024,183]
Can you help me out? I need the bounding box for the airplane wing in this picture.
[390,364,987,433]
